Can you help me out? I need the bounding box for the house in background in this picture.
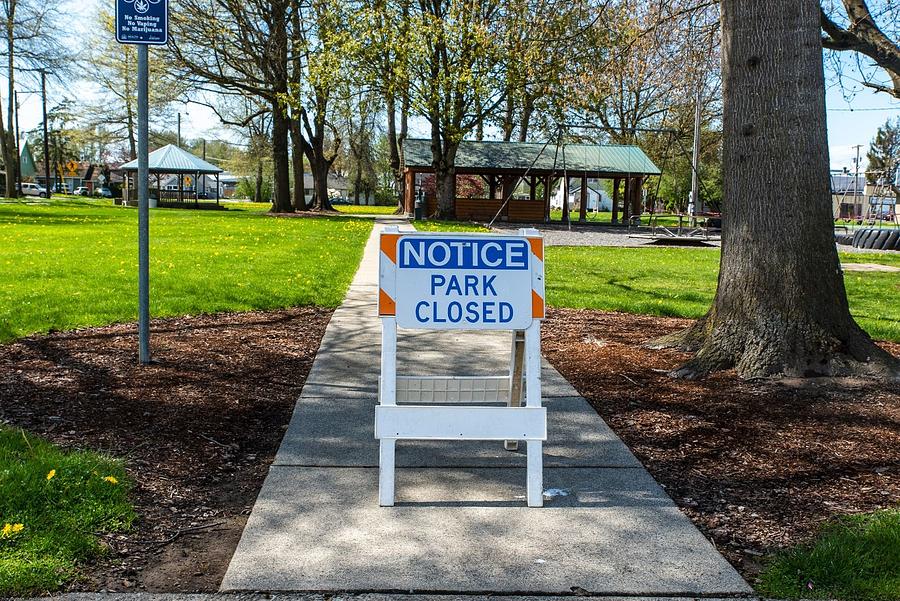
[19,139,37,181]
[33,161,97,193]
[158,172,239,199]
[830,171,866,219]
[302,172,373,204]
[556,178,612,212]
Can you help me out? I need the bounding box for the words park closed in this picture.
[376,228,547,507]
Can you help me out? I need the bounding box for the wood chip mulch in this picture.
[542,307,900,582]
[0,307,332,592]
[2,306,897,591]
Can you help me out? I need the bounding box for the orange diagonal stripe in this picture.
[379,288,396,315]
[532,290,544,318]
[528,237,543,261]
[381,233,400,264]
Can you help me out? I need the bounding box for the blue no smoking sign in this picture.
[116,0,168,45]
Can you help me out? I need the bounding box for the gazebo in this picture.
[401,138,661,223]
[120,144,224,208]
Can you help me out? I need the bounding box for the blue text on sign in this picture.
[399,238,529,270]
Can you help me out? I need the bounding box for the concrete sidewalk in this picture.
[221,219,751,597]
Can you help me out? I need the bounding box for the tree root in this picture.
[647,314,900,381]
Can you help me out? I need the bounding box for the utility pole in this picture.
[689,87,702,225]
[177,112,181,148]
[202,138,206,197]
[852,144,863,219]
[14,90,21,195]
[41,72,50,196]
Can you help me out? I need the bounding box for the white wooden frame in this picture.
[376,227,546,507]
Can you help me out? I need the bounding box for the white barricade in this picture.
[376,227,546,507]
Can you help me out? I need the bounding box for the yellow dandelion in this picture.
[103,476,119,485]
[46,469,56,481]
[11,523,23,533]
[1,523,11,537]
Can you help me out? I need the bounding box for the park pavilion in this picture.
[402,138,661,223]
[121,144,224,209]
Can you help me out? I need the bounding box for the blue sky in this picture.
[10,2,900,171]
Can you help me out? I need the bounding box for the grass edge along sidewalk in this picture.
[545,245,900,343]
[758,508,900,601]
[0,200,373,343]
[0,426,134,596]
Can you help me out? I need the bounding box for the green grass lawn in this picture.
[413,220,489,232]
[757,509,900,601]
[547,209,688,227]
[0,427,134,595]
[0,199,372,342]
[333,204,399,215]
[546,246,900,342]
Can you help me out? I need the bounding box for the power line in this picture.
[827,107,899,111]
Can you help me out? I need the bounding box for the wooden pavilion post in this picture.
[579,174,588,222]
[612,177,620,224]
[488,175,496,200]
[178,173,184,203]
[632,176,643,216]
[529,176,536,202]
[195,171,200,207]
[561,176,570,223]
[543,175,551,222]
[215,173,220,206]
[403,170,414,214]
[156,174,161,203]
[623,177,631,223]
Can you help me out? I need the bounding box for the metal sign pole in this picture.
[115,0,166,365]
[137,44,150,364]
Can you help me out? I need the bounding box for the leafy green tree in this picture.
[0,0,67,196]
[82,9,183,160]
[865,117,899,201]
[168,0,294,212]
[407,0,506,217]
[655,0,898,379]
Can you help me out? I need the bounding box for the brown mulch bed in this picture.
[542,307,900,582]
[0,307,332,592]
[2,305,897,592]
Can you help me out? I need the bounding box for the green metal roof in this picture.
[403,138,660,176]
[120,144,223,174]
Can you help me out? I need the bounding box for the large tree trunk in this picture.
[429,116,458,219]
[653,0,899,380]
[290,117,306,211]
[4,14,17,198]
[255,160,263,203]
[0,90,11,198]
[310,157,333,211]
[431,136,457,219]
[270,102,293,213]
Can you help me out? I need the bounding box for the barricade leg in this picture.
[379,439,396,507]
[505,329,525,451]
[526,440,543,507]
[379,316,397,507]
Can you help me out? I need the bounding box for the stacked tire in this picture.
[838,228,900,251]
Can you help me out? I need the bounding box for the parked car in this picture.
[94,187,113,198]
[74,186,90,196]
[20,182,47,198]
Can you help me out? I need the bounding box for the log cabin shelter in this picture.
[401,138,661,223]
[120,144,224,208]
